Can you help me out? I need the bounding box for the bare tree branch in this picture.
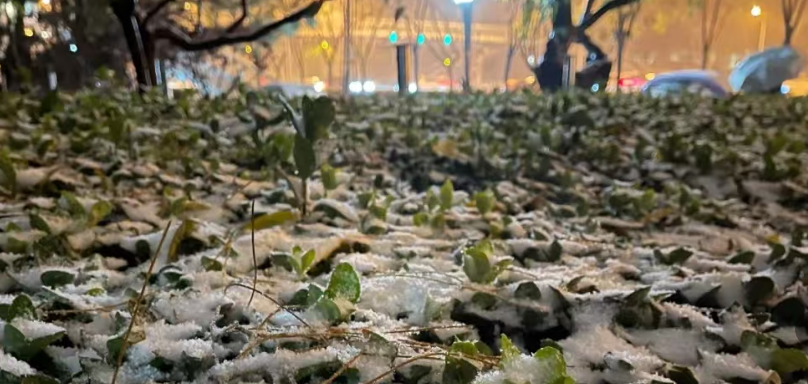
[152,0,326,52]
[580,0,596,24]
[144,0,176,25]
[225,0,249,34]
[579,0,641,31]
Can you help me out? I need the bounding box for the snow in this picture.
[145,319,203,341]
[206,347,346,382]
[151,338,214,361]
[360,276,456,326]
[620,328,721,366]
[706,305,754,346]
[151,291,233,327]
[11,318,65,340]
[473,354,551,384]
[661,303,717,329]
[0,349,35,377]
[694,351,771,383]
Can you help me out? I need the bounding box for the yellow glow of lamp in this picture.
[184,2,192,10]
[443,58,451,67]
[645,73,656,80]
[751,5,762,17]
[320,41,329,50]
[24,28,34,37]
[245,45,253,54]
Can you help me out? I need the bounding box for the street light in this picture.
[751,5,766,52]
[453,0,473,92]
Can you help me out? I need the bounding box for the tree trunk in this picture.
[701,44,709,69]
[784,25,793,46]
[503,44,516,91]
[535,0,572,92]
[327,61,334,87]
[111,0,152,88]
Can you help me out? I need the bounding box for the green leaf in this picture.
[770,349,808,375]
[744,276,775,305]
[474,190,495,215]
[243,210,298,232]
[314,298,341,322]
[40,270,75,287]
[728,251,755,265]
[325,263,361,303]
[21,375,60,384]
[321,164,338,191]
[463,249,491,284]
[413,212,429,227]
[3,324,29,359]
[534,346,570,383]
[167,220,195,263]
[6,237,28,254]
[449,341,478,356]
[59,192,86,219]
[655,247,693,265]
[294,134,316,180]
[471,292,497,310]
[314,297,355,324]
[301,96,335,142]
[0,149,16,196]
[201,256,223,272]
[3,324,64,361]
[88,200,113,227]
[483,259,511,284]
[440,180,454,211]
[544,240,563,262]
[500,334,521,366]
[426,189,439,211]
[29,214,51,234]
[515,282,542,300]
[666,366,699,384]
[442,356,478,384]
[1,295,36,321]
[300,250,316,275]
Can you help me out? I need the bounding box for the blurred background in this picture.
[1,0,806,95]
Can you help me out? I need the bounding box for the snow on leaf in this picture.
[325,263,361,303]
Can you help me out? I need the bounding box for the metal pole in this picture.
[396,45,409,96]
[342,0,351,94]
[461,2,472,92]
[412,45,420,88]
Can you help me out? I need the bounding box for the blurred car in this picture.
[641,70,729,98]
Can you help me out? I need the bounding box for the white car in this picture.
[641,70,729,98]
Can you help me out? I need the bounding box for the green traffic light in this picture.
[389,31,399,44]
[443,34,452,46]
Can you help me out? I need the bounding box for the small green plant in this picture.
[274,246,316,280]
[473,189,495,216]
[461,240,511,284]
[320,163,339,197]
[278,95,335,216]
[288,263,361,324]
[414,179,455,231]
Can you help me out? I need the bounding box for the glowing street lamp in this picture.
[452,0,474,92]
[751,5,762,17]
